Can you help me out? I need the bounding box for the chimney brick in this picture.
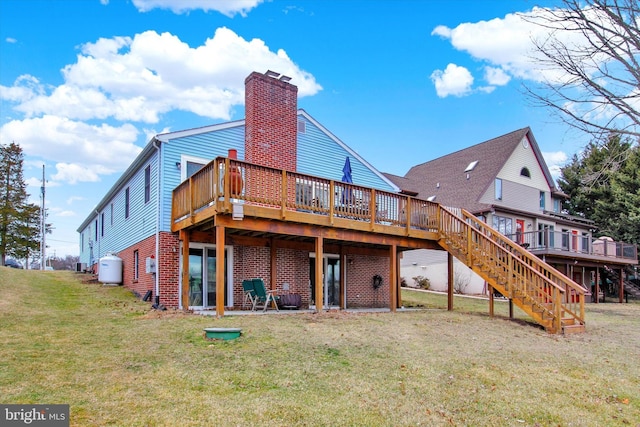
[244,71,298,171]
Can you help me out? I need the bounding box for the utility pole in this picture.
[40,165,45,270]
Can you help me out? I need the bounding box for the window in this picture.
[553,198,561,213]
[520,167,531,178]
[495,178,503,201]
[94,219,98,241]
[180,155,209,182]
[492,215,512,235]
[297,120,306,134]
[101,213,105,237]
[561,228,569,249]
[133,250,139,281]
[110,203,114,226]
[539,191,546,210]
[538,224,555,247]
[144,165,151,204]
[125,187,130,219]
[186,161,204,179]
[581,232,590,253]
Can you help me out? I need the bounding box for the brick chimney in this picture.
[244,70,298,171]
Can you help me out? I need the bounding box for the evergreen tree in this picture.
[558,135,640,245]
[0,142,41,265]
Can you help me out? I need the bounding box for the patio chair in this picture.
[242,279,257,310]
[252,278,279,312]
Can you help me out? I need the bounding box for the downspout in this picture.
[153,138,161,305]
[94,209,100,266]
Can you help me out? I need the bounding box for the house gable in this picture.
[479,133,553,212]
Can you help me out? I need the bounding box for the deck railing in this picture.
[172,157,588,332]
[504,230,637,262]
[172,157,440,232]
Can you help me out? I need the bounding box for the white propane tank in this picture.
[98,252,123,285]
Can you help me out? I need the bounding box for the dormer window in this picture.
[520,167,531,178]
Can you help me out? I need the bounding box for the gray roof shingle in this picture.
[393,127,558,214]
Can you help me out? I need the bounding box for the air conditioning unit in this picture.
[75,262,87,272]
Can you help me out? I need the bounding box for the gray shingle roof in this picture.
[392,127,557,214]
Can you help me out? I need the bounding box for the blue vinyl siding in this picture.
[78,156,159,265]
[297,115,395,191]
[159,124,245,231]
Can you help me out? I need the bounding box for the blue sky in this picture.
[1,0,591,258]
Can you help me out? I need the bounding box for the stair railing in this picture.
[438,206,586,331]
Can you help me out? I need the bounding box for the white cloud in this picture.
[430,6,598,96]
[66,196,85,205]
[3,28,321,124]
[55,210,76,218]
[430,64,474,98]
[1,27,321,187]
[543,151,569,179]
[0,115,141,184]
[484,66,511,86]
[132,0,263,17]
[6,37,17,44]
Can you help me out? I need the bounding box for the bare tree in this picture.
[523,0,640,142]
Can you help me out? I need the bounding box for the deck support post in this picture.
[595,267,600,304]
[315,235,323,312]
[396,251,402,308]
[389,244,397,312]
[619,267,624,304]
[270,239,277,291]
[447,252,454,311]
[180,229,190,311]
[488,284,495,317]
[216,225,225,317]
[340,246,346,309]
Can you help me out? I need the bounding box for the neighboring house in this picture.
[78,71,400,311]
[385,128,638,301]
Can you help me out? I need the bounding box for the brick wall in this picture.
[97,232,180,308]
[229,247,391,309]
[346,255,390,308]
[109,234,156,300]
[111,234,392,310]
[231,245,310,309]
[158,232,180,308]
[244,71,298,171]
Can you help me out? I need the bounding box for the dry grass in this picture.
[1,269,639,426]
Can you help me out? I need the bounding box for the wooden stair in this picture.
[437,206,586,334]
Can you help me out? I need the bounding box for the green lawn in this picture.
[1,269,639,426]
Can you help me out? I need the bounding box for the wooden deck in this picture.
[172,157,588,333]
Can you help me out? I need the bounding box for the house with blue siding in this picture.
[78,71,398,310]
